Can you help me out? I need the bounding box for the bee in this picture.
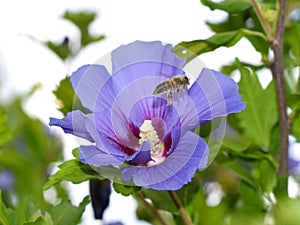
[152,75,190,105]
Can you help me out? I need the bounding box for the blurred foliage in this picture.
[45,10,105,61]
[46,1,300,225]
[3,1,300,225]
[171,0,300,225]
[0,9,106,225]
[0,87,90,225]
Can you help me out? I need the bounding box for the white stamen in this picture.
[139,120,162,157]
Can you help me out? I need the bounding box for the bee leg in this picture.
[167,91,173,105]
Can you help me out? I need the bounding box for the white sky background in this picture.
[0,0,266,224]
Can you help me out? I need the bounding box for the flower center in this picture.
[139,120,163,160]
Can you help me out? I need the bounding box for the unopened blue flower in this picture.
[50,41,245,190]
[0,169,14,191]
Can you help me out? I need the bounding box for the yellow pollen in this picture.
[139,120,162,156]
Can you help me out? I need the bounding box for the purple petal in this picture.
[188,68,246,124]
[96,62,184,113]
[49,110,94,142]
[128,96,181,139]
[111,41,185,73]
[85,113,127,157]
[121,129,208,190]
[127,141,153,165]
[70,64,111,112]
[91,110,139,155]
[79,145,124,167]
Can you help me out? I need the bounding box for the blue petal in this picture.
[95,41,186,112]
[127,141,153,165]
[91,110,139,155]
[188,68,246,124]
[49,110,94,142]
[70,64,111,112]
[111,41,185,73]
[79,145,124,167]
[128,96,181,139]
[121,129,208,190]
[96,62,184,113]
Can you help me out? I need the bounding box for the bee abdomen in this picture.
[153,81,171,95]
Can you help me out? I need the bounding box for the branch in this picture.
[250,0,274,41]
[168,191,193,225]
[137,192,169,225]
[270,0,289,177]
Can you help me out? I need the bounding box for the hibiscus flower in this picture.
[50,41,245,190]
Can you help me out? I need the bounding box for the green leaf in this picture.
[274,175,288,200]
[201,0,252,13]
[258,159,277,193]
[112,182,141,196]
[141,189,177,213]
[291,116,300,142]
[72,148,80,160]
[45,38,71,61]
[52,76,75,116]
[0,110,12,147]
[44,159,102,190]
[224,161,258,188]
[24,211,54,225]
[237,66,277,148]
[48,196,89,225]
[287,94,300,141]
[176,175,201,208]
[222,125,251,152]
[239,181,264,209]
[63,11,105,47]
[275,197,300,225]
[174,29,267,63]
[52,76,89,116]
[0,190,10,225]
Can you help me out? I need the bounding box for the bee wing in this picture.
[157,72,185,79]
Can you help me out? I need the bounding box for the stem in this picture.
[250,0,274,41]
[137,192,169,225]
[168,191,193,225]
[270,0,289,177]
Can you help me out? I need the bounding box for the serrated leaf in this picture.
[48,196,89,225]
[201,0,252,13]
[44,159,102,190]
[237,66,277,148]
[113,182,140,196]
[174,29,267,63]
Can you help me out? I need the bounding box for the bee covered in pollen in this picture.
[152,75,190,105]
